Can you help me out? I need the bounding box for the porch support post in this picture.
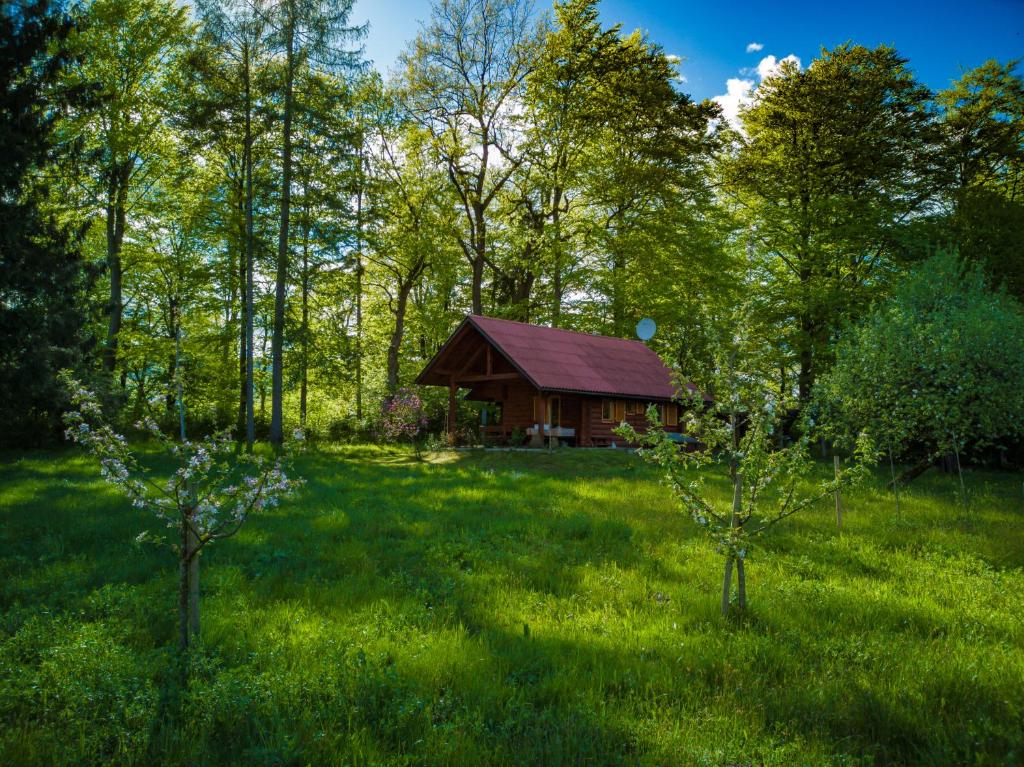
[447,378,457,437]
[530,390,546,447]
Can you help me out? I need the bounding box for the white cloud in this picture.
[746,42,764,53]
[756,53,801,81]
[664,53,688,85]
[712,78,755,129]
[712,52,802,130]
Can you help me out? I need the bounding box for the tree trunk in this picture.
[299,202,310,427]
[103,163,130,373]
[721,553,734,617]
[551,185,563,326]
[387,281,413,393]
[834,454,842,531]
[610,247,626,336]
[244,48,256,452]
[470,200,486,315]
[447,379,458,439]
[797,314,815,404]
[178,524,190,652]
[736,555,746,611]
[888,438,901,517]
[354,138,364,421]
[952,433,967,511]
[470,253,485,316]
[893,458,932,487]
[188,529,200,641]
[723,464,744,616]
[270,18,295,445]
[237,201,247,438]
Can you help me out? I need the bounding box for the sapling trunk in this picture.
[188,527,200,640]
[736,556,746,611]
[834,454,842,532]
[888,438,901,517]
[178,523,189,652]
[721,553,734,617]
[722,470,744,616]
[952,433,967,512]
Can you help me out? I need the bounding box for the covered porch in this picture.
[415,320,589,446]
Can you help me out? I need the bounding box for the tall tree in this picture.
[937,60,1024,299]
[401,0,537,315]
[267,0,362,444]
[63,0,191,376]
[365,87,458,392]
[0,0,92,446]
[188,0,276,449]
[290,68,357,425]
[723,44,941,402]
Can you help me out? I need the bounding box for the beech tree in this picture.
[63,0,192,375]
[189,0,276,450]
[401,0,537,315]
[938,60,1024,300]
[266,0,363,443]
[723,44,941,402]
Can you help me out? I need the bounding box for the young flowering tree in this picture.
[379,387,429,457]
[616,311,871,616]
[60,373,304,651]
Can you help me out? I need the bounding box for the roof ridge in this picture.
[469,314,649,347]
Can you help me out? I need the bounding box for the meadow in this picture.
[0,445,1022,766]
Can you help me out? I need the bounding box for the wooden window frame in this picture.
[547,396,561,427]
[664,403,678,428]
[601,398,614,422]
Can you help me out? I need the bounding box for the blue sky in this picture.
[351,0,1023,108]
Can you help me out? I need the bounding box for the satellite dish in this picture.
[636,317,657,341]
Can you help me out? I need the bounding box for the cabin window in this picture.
[480,401,502,426]
[664,403,678,427]
[601,399,614,422]
[547,396,561,427]
[625,401,639,416]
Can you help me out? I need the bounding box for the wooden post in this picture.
[834,455,842,532]
[580,399,589,447]
[447,378,457,438]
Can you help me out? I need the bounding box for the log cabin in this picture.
[416,315,704,447]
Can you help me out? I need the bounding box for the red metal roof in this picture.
[463,315,685,400]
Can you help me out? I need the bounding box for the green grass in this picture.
[1,445,1022,766]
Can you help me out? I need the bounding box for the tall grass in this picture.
[1,445,1021,765]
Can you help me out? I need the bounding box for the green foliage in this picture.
[616,307,871,614]
[723,43,940,400]
[0,0,93,446]
[815,251,1024,466]
[937,60,1024,300]
[1,446,1023,765]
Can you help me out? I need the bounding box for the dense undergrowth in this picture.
[1,445,1021,765]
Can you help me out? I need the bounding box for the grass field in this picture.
[1,445,1022,766]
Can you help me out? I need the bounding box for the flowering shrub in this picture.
[379,388,428,453]
[60,373,304,650]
